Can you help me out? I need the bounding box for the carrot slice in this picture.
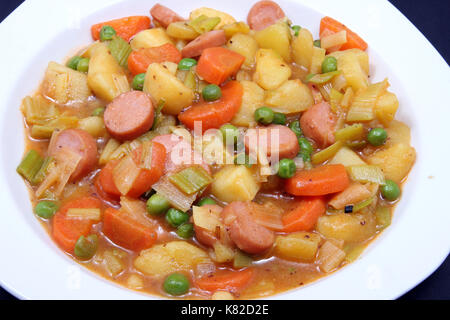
[320,16,368,51]
[52,197,102,253]
[285,164,350,196]
[196,47,245,85]
[178,81,243,132]
[282,197,326,232]
[195,268,254,292]
[91,16,151,42]
[127,43,182,76]
[103,208,157,251]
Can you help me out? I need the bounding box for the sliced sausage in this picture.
[221,202,275,254]
[48,129,97,181]
[194,205,227,247]
[150,3,184,28]
[247,1,286,31]
[244,124,300,160]
[104,91,155,141]
[181,30,227,58]
[300,101,337,148]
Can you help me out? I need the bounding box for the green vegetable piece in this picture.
[178,58,198,70]
[163,273,190,296]
[34,201,59,219]
[289,120,303,137]
[74,235,98,260]
[272,112,286,125]
[166,208,189,228]
[32,156,53,185]
[67,56,83,70]
[233,250,253,268]
[291,25,301,36]
[375,206,392,230]
[108,36,132,68]
[254,106,274,125]
[169,166,213,195]
[322,56,338,73]
[17,150,44,185]
[220,124,240,145]
[146,193,171,216]
[367,128,388,146]
[188,15,221,34]
[132,73,146,91]
[298,137,313,155]
[202,84,222,101]
[176,223,194,239]
[100,25,117,41]
[76,58,90,73]
[313,40,321,48]
[381,180,401,201]
[306,71,341,85]
[91,107,105,117]
[277,158,296,179]
[197,197,217,206]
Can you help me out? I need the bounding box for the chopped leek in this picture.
[375,206,391,230]
[188,15,221,34]
[184,70,197,91]
[306,71,341,85]
[311,141,343,165]
[17,150,44,184]
[66,208,101,221]
[139,141,153,170]
[151,99,166,130]
[346,79,389,122]
[22,96,59,125]
[348,165,385,185]
[112,155,140,195]
[334,124,365,142]
[352,196,375,212]
[32,157,54,185]
[233,250,253,268]
[108,36,132,69]
[343,244,365,263]
[222,21,250,38]
[99,138,120,165]
[152,175,198,212]
[169,166,213,195]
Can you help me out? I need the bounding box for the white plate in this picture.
[0,0,449,300]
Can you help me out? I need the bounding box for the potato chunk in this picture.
[329,147,366,167]
[375,91,399,126]
[330,49,369,92]
[130,28,173,50]
[190,7,236,30]
[274,232,321,262]
[227,33,259,69]
[144,63,194,115]
[385,120,411,146]
[317,212,376,243]
[253,49,292,90]
[366,143,416,183]
[292,28,314,69]
[134,241,211,277]
[211,165,260,202]
[265,80,314,114]
[231,81,265,127]
[254,22,291,62]
[42,62,91,104]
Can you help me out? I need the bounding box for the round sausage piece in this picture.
[300,101,337,148]
[104,91,155,141]
[181,30,227,58]
[150,4,184,28]
[247,1,286,31]
[48,129,97,181]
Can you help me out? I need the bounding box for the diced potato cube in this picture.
[334,50,368,92]
[144,63,194,115]
[227,33,259,69]
[190,7,236,30]
[375,91,399,126]
[130,28,173,50]
[274,232,321,262]
[212,242,235,263]
[317,212,377,243]
[317,241,346,273]
[192,205,221,232]
[166,21,199,40]
[134,241,211,277]
[77,116,106,137]
[265,80,314,114]
[231,81,265,127]
[385,120,411,146]
[254,22,291,62]
[329,49,369,75]
[366,143,416,183]
[310,46,326,74]
[42,62,91,104]
[253,49,292,90]
[292,28,314,69]
[211,165,260,202]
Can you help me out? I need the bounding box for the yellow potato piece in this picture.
[254,22,291,63]
[265,79,314,114]
[274,232,321,262]
[292,28,314,69]
[227,33,259,69]
[130,29,173,50]
[253,49,292,90]
[231,80,265,127]
[317,212,376,243]
[211,165,260,202]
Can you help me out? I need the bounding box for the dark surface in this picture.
[0,0,448,300]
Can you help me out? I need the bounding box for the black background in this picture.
[0,0,448,300]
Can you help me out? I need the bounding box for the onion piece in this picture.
[250,202,284,231]
[321,30,347,50]
[112,155,140,195]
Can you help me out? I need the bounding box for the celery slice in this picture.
[311,141,343,165]
[184,71,197,91]
[307,71,341,85]
[233,250,253,268]
[17,150,44,184]
[169,166,213,195]
[375,206,391,230]
[344,244,365,263]
[334,124,365,142]
[109,36,132,69]
[188,15,221,34]
[348,165,385,185]
[32,157,54,185]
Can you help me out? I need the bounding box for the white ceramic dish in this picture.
[0,0,449,300]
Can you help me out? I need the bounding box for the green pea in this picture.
[381,180,401,201]
[178,58,198,70]
[322,56,338,73]
[91,107,105,117]
[202,84,222,101]
[146,194,171,216]
[367,128,388,146]
[254,107,274,125]
[67,56,82,70]
[313,40,321,48]
[299,150,311,163]
[197,197,217,206]
[77,58,89,73]
[132,73,146,91]
[298,137,313,155]
[166,208,189,228]
[277,158,296,179]
[163,273,190,296]
[176,223,194,239]
[272,112,286,125]
[100,25,117,42]
[292,25,301,36]
[289,120,303,137]
[220,124,240,145]
[74,235,98,260]
[34,201,59,219]
[234,153,254,168]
